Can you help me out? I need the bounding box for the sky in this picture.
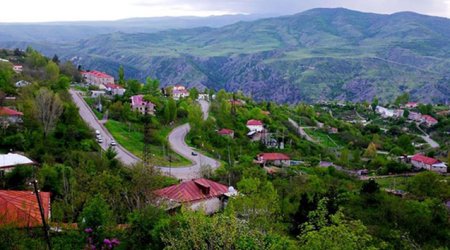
[1,0,450,22]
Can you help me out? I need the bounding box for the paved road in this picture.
[69,89,140,165]
[71,89,219,180]
[415,123,440,149]
[159,100,220,180]
[288,118,317,143]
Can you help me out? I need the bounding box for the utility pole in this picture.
[31,180,52,250]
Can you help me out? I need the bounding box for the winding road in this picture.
[70,89,219,180]
[288,118,317,143]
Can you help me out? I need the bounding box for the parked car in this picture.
[191,151,198,156]
[110,141,117,146]
[95,130,100,136]
[97,138,103,143]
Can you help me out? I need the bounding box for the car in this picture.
[97,138,103,143]
[96,134,102,139]
[95,130,100,136]
[110,141,117,146]
[191,151,198,156]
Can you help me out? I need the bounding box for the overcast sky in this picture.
[1,0,450,22]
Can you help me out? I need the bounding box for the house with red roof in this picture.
[130,95,155,115]
[105,83,126,96]
[0,190,51,228]
[172,85,189,100]
[411,154,447,173]
[255,153,291,167]
[405,102,419,108]
[246,119,264,132]
[0,107,23,124]
[82,70,114,86]
[154,178,236,214]
[218,128,234,138]
[12,65,23,73]
[421,115,438,127]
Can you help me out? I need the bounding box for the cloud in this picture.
[133,0,450,17]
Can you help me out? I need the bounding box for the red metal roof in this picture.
[82,70,113,79]
[422,115,438,123]
[105,83,124,89]
[247,119,263,126]
[411,154,440,165]
[0,107,23,116]
[0,190,50,228]
[154,178,228,203]
[258,153,290,161]
[218,128,234,135]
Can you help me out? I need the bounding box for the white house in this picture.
[408,112,422,122]
[82,70,114,86]
[105,83,126,96]
[0,153,35,175]
[15,80,31,88]
[411,154,447,173]
[246,119,264,132]
[90,90,106,98]
[12,65,23,73]
[0,107,23,124]
[172,85,189,100]
[375,106,394,118]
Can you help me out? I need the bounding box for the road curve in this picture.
[70,89,220,180]
[69,89,140,165]
[288,118,317,143]
[158,100,220,180]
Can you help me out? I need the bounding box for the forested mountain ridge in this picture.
[2,8,450,103]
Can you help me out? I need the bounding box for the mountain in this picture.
[0,14,267,43]
[2,8,450,103]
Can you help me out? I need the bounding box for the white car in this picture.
[95,130,100,136]
[110,141,117,146]
[97,138,103,143]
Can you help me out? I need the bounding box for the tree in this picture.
[189,87,199,100]
[299,211,378,250]
[397,134,414,154]
[45,61,60,84]
[79,195,115,246]
[360,179,379,195]
[363,142,377,158]
[403,109,410,118]
[35,88,64,137]
[127,205,169,249]
[52,54,60,64]
[0,62,15,94]
[371,97,378,112]
[125,79,142,97]
[118,65,125,86]
[418,104,433,115]
[394,93,409,106]
[339,148,350,167]
[144,77,160,97]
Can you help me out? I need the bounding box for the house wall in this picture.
[189,197,223,215]
[431,164,447,173]
[411,160,431,170]
[247,125,263,132]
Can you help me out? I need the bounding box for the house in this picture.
[172,85,189,100]
[217,128,234,138]
[411,154,447,173]
[375,106,394,118]
[328,127,338,134]
[408,111,422,122]
[246,119,264,132]
[0,153,35,175]
[12,65,23,73]
[436,110,450,116]
[90,90,106,98]
[255,153,291,167]
[154,178,237,214]
[421,115,438,127]
[105,83,126,96]
[15,80,31,88]
[229,99,245,106]
[198,94,209,101]
[130,95,155,115]
[405,102,419,108]
[81,70,114,86]
[0,190,51,228]
[0,107,23,124]
[393,109,404,118]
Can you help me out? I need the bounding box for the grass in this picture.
[375,176,410,191]
[105,120,191,167]
[304,128,343,148]
[83,97,104,120]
